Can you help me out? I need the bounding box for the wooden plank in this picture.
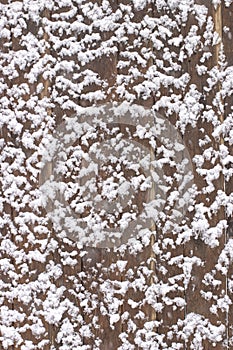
[9,4,54,349]
[0,2,39,348]
[48,1,121,348]
[150,3,187,347]
[74,1,121,347]
[182,2,228,349]
[221,2,233,348]
[112,2,159,349]
[0,3,14,349]
[38,4,85,348]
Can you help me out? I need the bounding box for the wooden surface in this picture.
[0,1,232,349]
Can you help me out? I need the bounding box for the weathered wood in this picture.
[221,3,233,348]
[182,2,228,349]
[0,3,14,349]
[151,4,187,347]
[0,1,232,349]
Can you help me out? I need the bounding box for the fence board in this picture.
[222,2,233,348]
[182,3,228,348]
[0,3,14,349]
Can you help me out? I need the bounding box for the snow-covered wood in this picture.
[0,0,232,349]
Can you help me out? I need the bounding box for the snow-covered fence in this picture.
[0,1,232,349]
